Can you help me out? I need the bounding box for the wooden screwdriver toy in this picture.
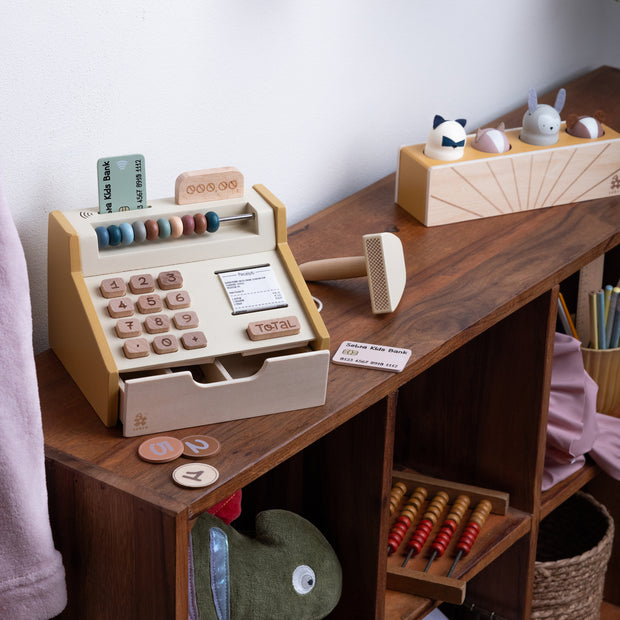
[423,493,470,572]
[387,486,428,555]
[402,490,450,567]
[446,499,493,578]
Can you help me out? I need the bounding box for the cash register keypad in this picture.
[100,270,207,359]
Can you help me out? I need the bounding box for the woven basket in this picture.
[532,492,615,619]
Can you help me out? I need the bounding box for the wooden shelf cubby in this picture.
[40,66,620,619]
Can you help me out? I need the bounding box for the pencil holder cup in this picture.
[581,346,620,416]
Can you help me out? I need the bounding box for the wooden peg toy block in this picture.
[396,123,620,227]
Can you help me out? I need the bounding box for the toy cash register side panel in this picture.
[48,211,119,425]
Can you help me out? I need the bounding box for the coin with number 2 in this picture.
[181,435,221,458]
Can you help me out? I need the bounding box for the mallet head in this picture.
[363,232,406,314]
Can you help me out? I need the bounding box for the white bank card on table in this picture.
[333,341,411,372]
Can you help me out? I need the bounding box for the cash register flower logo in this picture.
[611,174,620,192]
[134,413,148,429]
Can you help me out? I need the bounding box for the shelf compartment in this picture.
[385,470,531,617]
[540,461,599,519]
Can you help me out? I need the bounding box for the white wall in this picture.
[0,0,618,354]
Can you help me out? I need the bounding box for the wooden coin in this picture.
[138,436,184,463]
[172,463,219,488]
[181,435,221,458]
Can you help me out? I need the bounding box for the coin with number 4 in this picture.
[172,463,219,488]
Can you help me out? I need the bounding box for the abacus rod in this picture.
[218,212,254,223]
[423,550,437,573]
[446,550,463,578]
[402,548,414,568]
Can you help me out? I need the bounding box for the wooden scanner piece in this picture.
[299,232,406,313]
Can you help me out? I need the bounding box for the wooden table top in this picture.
[38,66,620,518]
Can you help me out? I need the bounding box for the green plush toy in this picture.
[190,509,342,620]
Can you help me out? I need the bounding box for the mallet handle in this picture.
[299,256,367,281]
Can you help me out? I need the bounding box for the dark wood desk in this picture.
[40,66,620,619]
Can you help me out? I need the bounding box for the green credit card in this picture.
[97,154,146,213]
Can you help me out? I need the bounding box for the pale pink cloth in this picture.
[0,183,67,618]
[544,332,620,490]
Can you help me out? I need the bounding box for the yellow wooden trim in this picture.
[48,211,119,426]
[253,184,330,351]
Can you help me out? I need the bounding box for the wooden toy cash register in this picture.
[48,168,330,437]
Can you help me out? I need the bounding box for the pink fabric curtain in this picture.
[0,183,66,619]
[544,332,620,490]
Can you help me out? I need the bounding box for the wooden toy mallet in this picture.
[299,232,406,314]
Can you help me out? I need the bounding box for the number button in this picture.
[152,334,179,354]
[165,290,191,310]
[173,310,199,329]
[136,294,163,314]
[181,331,207,350]
[144,314,170,334]
[129,273,155,294]
[107,297,134,318]
[116,319,141,338]
[123,338,149,358]
[100,277,126,298]
[157,270,183,290]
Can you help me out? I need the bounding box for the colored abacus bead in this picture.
[132,220,147,243]
[108,224,122,246]
[182,214,195,235]
[145,219,159,240]
[95,226,110,249]
[194,213,207,235]
[169,215,183,238]
[96,209,254,250]
[424,494,471,573]
[206,211,220,233]
[393,482,408,494]
[446,499,493,578]
[119,222,134,245]
[387,485,427,554]
[456,523,480,553]
[430,523,456,555]
[389,481,407,514]
[402,490,449,567]
[157,218,171,239]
